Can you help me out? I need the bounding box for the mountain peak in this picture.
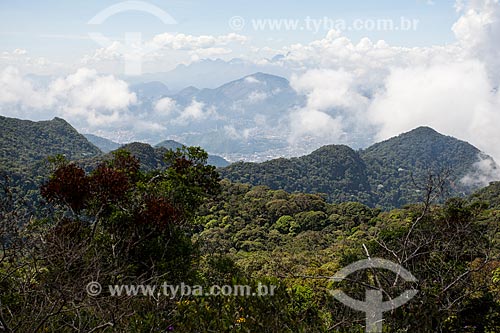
[374,126,465,149]
[405,126,440,136]
[242,72,289,84]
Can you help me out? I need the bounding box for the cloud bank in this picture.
[283,0,500,167]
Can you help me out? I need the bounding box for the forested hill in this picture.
[220,127,498,208]
[0,115,229,182]
[82,136,230,167]
[361,126,491,207]
[81,141,230,172]
[0,116,101,176]
[219,144,373,204]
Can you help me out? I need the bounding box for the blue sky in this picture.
[1,0,459,60]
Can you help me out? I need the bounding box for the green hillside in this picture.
[220,127,496,208]
[220,145,373,204]
[0,116,101,173]
[361,126,488,207]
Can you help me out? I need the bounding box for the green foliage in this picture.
[0,116,101,184]
[220,145,373,205]
[0,146,222,331]
[470,181,500,209]
[2,119,500,332]
[220,127,489,209]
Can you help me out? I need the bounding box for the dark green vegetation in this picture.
[0,116,228,192]
[0,116,101,175]
[0,116,102,198]
[2,147,500,332]
[2,117,500,332]
[471,181,500,209]
[221,145,372,204]
[221,127,496,209]
[81,141,228,173]
[84,134,230,167]
[156,139,230,168]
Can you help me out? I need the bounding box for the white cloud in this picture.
[367,60,493,143]
[286,69,369,145]
[0,67,52,108]
[289,108,344,145]
[154,97,177,115]
[244,76,261,84]
[246,91,268,104]
[461,153,500,187]
[173,100,217,125]
[290,69,368,111]
[0,49,64,75]
[82,32,248,73]
[452,0,500,84]
[49,68,137,111]
[0,67,138,129]
[150,32,247,51]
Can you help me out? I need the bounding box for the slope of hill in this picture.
[220,145,373,204]
[360,127,491,207]
[470,181,500,209]
[220,127,498,208]
[84,134,122,153]
[155,140,184,150]
[0,116,101,176]
[155,140,230,167]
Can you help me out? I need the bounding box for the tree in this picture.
[1,147,221,332]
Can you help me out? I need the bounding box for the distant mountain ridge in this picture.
[163,72,303,155]
[129,58,290,90]
[82,141,229,172]
[112,72,304,158]
[0,117,229,184]
[2,115,498,209]
[84,134,122,153]
[220,127,499,208]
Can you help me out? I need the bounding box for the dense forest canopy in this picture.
[2,116,500,332]
[221,127,498,209]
